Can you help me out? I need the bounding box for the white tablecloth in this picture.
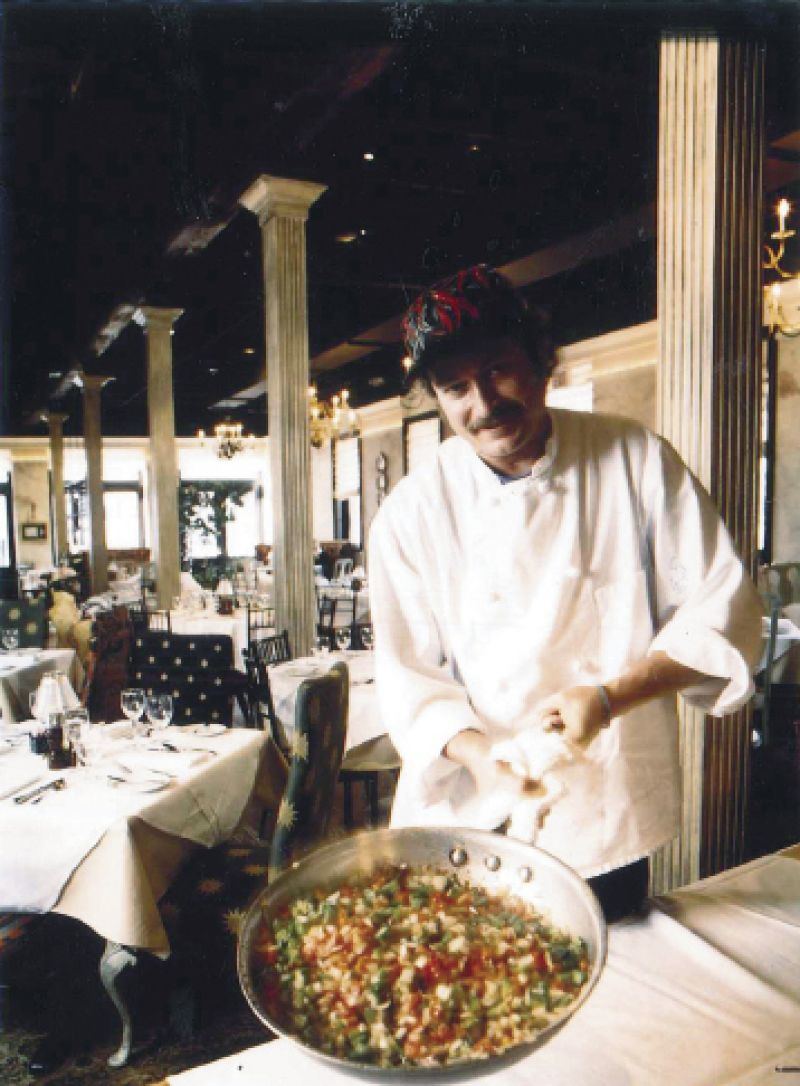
[269,653,379,751]
[0,726,269,955]
[169,609,249,666]
[167,843,800,1086]
[0,648,82,723]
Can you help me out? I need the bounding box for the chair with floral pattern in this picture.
[159,663,349,1026]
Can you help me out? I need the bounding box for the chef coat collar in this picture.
[467,408,560,491]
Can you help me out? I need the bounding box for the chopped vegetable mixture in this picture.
[251,866,590,1068]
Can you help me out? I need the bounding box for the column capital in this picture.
[39,411,69,426]
[133,306,184,333]
[239,174,327,225]
[74,373,114,393]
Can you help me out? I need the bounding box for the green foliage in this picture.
[178,480,251,562]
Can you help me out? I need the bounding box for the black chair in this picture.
[339,735,402,829]
[246,603,275,650]
[245,630,293,749]
[0,596,48,649]
[130,630,248,726]
[317,595,337,650]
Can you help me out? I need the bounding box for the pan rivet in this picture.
[485,854,501,872]
[449,846,468,867]
[518,865,533,882]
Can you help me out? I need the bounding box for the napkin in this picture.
[0,756,48,801]
[114,748,207,780]
[486,731,576,844]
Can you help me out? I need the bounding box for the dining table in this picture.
[0,647,83,723]
[156,840,800,1086]
[0,719,278,1067]
[269,651,380,752]
[169,606,250,665]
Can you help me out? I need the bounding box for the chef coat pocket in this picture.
[593,570,654,672]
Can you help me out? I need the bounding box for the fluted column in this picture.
[75,375,112,594]
[134,306,183,609]
[652,35,764,891]
[239,175,327,655]
[43,412,70,561]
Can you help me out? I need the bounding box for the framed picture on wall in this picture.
[21,522,47,541]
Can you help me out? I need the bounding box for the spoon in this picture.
[14,778,66,804]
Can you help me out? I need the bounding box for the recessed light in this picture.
[48,371,63,379]
[469,143,481,153]
[208,367,219,375]
[363,151,375,162]
[368,375,386,388]
[336,232,358,244]
[243,347,256,355]
[359,228,368,237]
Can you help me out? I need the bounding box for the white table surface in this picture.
[269,652,379,751]
[0,725,269,956]
[169,608,249,667]
[167,843,800,1086]
[0,648,82,723]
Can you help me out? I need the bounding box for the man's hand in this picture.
[535,686,609,749]
[444,729,546,798]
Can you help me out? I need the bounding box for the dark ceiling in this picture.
[2,1,799,439]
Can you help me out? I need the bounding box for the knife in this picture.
[14,778,66,804]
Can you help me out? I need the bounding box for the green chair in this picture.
[160,662,349,1023]
[0,597,48,649]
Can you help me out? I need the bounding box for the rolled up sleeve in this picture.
[645,435,763,715]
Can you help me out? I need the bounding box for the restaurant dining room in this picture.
[1,1,799,1084]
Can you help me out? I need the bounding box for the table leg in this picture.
[99,940,138,1067]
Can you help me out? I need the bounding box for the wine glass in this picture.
[334,627,352,652]
[1,628,19,652]
[145,693,173,732]
[359,624,374,651]
[120,687,146,736]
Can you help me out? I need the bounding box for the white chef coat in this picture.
[368,410,763,877]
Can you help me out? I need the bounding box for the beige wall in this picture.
[12,459,51,566]
[592,366,656,429]
[773,333,800,564]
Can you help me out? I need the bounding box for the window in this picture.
[403,413,442,474]
[103,487,144,550]
[333,437,361,547]
[0,484,13,568]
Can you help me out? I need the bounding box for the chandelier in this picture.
[197,420,251,459]
[307,385,359,448]
[763,198,800,337]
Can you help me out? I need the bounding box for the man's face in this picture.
[429,337,550,474]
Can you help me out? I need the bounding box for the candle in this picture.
[778,198,790,234]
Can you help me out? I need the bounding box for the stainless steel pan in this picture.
[237,826,607,1080]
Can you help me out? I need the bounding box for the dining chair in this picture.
[246,603,275,651]
[333,557,353,581]
[159,662,349,1026]
[317,595,337,650]
[245,630,293,749]
[0,596,49,649]
[339,734,401,829]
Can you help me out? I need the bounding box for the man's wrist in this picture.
[595,684,613,725]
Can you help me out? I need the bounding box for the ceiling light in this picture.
[469,143,481,153]
[208,367,219,374]
[764,198,800,336]
[363,151,375,161]
[197,420,252,459]
[307,385,359,448]
[402,356,414,372]
[360,228,368,236]
[49,371,63,379]
[243,347,256,355]
[336,232,358,244]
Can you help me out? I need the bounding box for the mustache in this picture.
[468,402,521,434]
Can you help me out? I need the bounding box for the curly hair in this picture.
[402,264,554,388]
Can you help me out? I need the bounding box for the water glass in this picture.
[1,628,19,651]
[145,693,173,731]
[335,627,352,652]
[120,687,146,735]
[359,625,374,651]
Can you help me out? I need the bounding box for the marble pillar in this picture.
[651,35,764,891]
[44,412,70,561]
[239,176,327,656]
[135,306,183,610]
[76,375,112,595]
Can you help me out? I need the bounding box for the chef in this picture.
[368,264,763,920]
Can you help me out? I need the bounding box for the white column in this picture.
[652,34,764,891]
[44,412,70,561]
[134,306,183,609]
[239,175,327,656]
[75,374,112,594]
